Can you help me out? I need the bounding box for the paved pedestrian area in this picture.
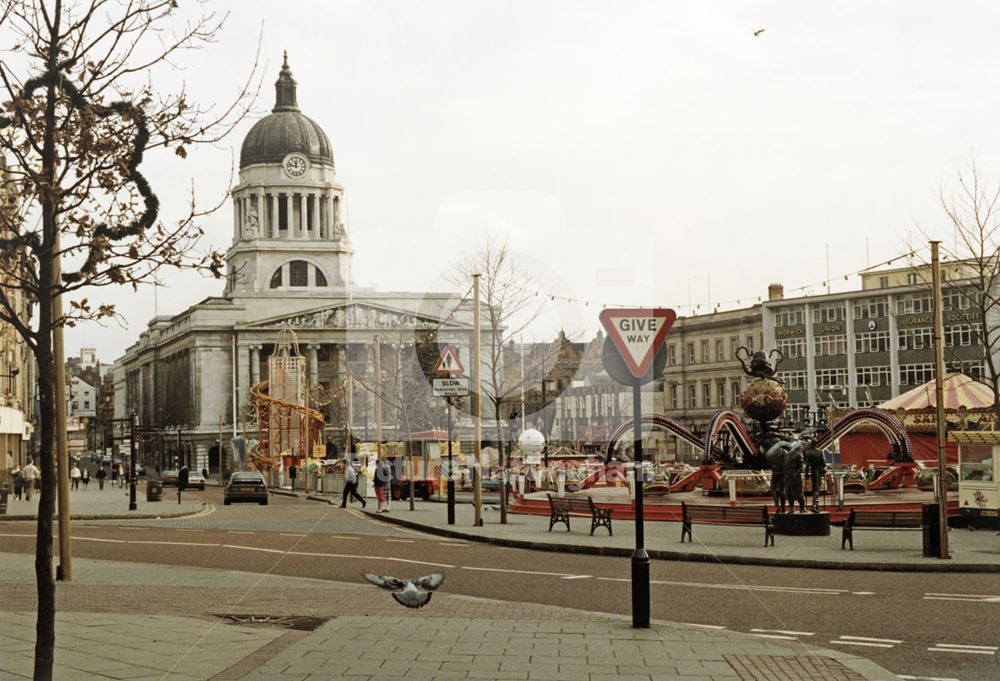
[0,552,894,680]
[0,480,205,521]
[347,499,1000,572]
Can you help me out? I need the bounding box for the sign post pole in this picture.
[598,307,676,630]
[432,345,468,526]
[447,399,455,525]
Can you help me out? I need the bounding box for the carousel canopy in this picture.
[878,373,995,412]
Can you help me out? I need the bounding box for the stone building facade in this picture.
[113,56,473,472]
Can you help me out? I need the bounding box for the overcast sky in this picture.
[61,1,1000,362]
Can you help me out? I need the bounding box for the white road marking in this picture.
[595,576,845,596]
[228,531,255,535]
[828,640,895,649]
[924,592,1000,603]
[326,535,359,540]
[932,643,998,651]
[386,539,416,544]
[898,675,961,681]
[749,633,798,641]
[280,533,306,537]
[561,575,592,580]
[439,542,469,547]
[927,647,996,655]
[178,529,203,532]
[679,623,726,630]
[838,635,903,644]
[851,591,876,595]
[751,628,814,636]
[463,566,574,577]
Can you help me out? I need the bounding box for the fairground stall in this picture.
[952,430,1000,528]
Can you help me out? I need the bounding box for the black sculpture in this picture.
[784,445,806,513]
[736,347,785,384]
[803,440,827,513]
[765,438,806,513]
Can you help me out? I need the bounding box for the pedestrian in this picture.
[71,463,81,490]
[117,463,125,488]
[340,460,366,508]
[81,467,90,490]
[96,464,107,490]
[288,464,297,492]
[11,465,23,500]
[374,458,392,512]
[22,458,39,501]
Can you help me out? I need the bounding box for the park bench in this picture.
[841,509,923,550]
[547,494,613,536]
[680,502,774,547]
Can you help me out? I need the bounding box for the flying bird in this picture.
[753,28,765,36]
[363,573,445,609]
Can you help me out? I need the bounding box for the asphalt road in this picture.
[3,489,998,681]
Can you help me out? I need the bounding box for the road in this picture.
[3,488,997,681]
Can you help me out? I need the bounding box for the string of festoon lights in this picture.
[488,246,932,316]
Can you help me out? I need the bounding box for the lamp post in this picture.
[541,378,557,466]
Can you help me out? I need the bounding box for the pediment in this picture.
[245,302,466,331]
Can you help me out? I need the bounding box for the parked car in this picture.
[133,463,146,477]
[159,469,179,486]
[224,471,269,505]
[185,469,206,490]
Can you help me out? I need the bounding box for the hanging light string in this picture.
[489,246,928,315]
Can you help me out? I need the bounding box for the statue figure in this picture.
[243,204,260,239]
[765,438,804,513]
[803,440,827,513]
[333,221,347,241]
[783,443,806,513]
[765,440,789,513]
[736,347,785,384]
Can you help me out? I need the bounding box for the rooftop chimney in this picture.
[768,283,784,301]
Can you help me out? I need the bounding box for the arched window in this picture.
[315,269,328,287]
[270,260,329,288]
[270,267,282,289]
[289,260,308,287]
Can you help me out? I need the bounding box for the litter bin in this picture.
[922,502,942,558]
[146,480,163,502]
[0,483,8,514]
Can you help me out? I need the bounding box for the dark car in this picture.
[224,472,268,505]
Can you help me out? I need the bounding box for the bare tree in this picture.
[450,233,575,522]
[0,2,257,677]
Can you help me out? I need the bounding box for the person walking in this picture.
[117,463,125,488]
[96,464,107,490]
[340,460,366,508]
[22,458,39,501]
[374,458,392,513]
[81,467,90,490]
[11,465,23,501]
[71,463,81,490]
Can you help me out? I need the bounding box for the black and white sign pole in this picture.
[447,398,455,525]
[599,308,676,630]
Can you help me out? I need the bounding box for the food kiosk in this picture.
[952,431,1000,528]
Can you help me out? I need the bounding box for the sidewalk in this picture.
[0,480,206,521]
[325,496,1000,573]
[0,552,895,680]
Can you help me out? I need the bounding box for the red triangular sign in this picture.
[599,308,676,378]
[432,345,465,375]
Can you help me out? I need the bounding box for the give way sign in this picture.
[599,308,677,379]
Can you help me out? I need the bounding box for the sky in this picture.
[59,1,1000,362]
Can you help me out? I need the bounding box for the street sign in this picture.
[599,308,676,380]
[433,376,470,397]
[432,345,465,375]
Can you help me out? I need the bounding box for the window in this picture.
[315,269,328,287]
[878,276,888,289]
[944,324,973,347]
[960,444,994,482]
[730,336,740,356]
[906,272,918,285]
[702,382,711,408]
[856,366,891,388]
[814,335,847,356]
[667,344,677,366]
[687,384,697,408]
[776,338,806,358]
[700,340,709,363]
[670,384,678,410]
[853,297,888,319]
[83,401,90,409]
[687,343,695,364]
[716,380,726,406]
[71,401,79,410]
[815,368,848,390]
[899,363,935,386]
[270,268,282,288]
[784,370,808,391]
[289,260,308,286]
[855,331,890,354]
[774,307,804,327]
[746,335,755,349]
[898,327,933,351]
[896,293,932,315]
[715,339,725,362]
[812,303,845,323]
[731,381,741,407]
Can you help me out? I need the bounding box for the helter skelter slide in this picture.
[248,330,325,472]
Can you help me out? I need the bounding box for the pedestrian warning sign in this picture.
[599,308,676,379]
[432,345,465,375]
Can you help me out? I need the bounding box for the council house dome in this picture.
[239,52,334,169]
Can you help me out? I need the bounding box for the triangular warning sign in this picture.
[433,345,465,375]
[599,308,676,379]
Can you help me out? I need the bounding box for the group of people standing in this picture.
[340,459,394,513]
[9,458,40,501]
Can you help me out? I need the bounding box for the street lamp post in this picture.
[128,410,137,511]
[541,378,557,467]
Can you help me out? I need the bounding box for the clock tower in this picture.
[225,52,352,295]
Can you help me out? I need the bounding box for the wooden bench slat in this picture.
[681,502,774,547]
[841,509,925,550]
[547,494,613,536]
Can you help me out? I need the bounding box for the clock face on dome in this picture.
[283,153,309,178]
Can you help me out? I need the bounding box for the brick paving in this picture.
[0,552,895,680]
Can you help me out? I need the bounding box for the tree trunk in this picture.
[495,403,507,524]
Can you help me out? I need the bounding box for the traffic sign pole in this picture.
[630,380,649,628]
[446,399,455,525]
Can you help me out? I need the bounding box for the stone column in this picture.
[271,193,279,238]
[327,194,335,239]
[250,345,261,386]
[308,344,319,389]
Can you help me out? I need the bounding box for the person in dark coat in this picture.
[96,465,107,490]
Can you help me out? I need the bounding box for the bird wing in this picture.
[393,590,433,609]
[415,573,444,591]
[363,573,405,591]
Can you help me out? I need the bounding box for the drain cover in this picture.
[725,655,867,681]
[215,614,330,631]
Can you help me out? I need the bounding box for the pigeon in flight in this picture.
[753,28,765,37]
[363,573,445,609]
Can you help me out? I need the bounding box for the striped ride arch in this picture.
[702,409,759,463]
[605,415,702,462]
[814,407,913,462]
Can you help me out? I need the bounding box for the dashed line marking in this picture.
[561,575,592,580]
[228,531,255,535]
[386,539,416,544]
[924,591,1000,603]
[463,566,574,577]
[749,633,798,641]
[927,647,996,655]
[898,675,960,681]
[751,629,814,636]
[439,542,469,547]
[280,533,306,537]
[679,623,726,630]
[829,640,895,649]
[594,576,844,596]
[851,591,876,595]
[838,635,903,644]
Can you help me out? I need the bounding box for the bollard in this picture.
[728,477,737,507]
